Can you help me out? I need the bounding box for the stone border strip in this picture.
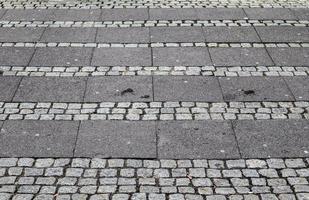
[0,157,308,199]
[1,66,309,77]
[0,0,308,8]
[0,42,308,48]
[0,20,308,27]
[0,101,308,120]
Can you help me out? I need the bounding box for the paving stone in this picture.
[244,8,296,20]
[14,77,86,102]
[210,48,273,66]
[75,121,156,158]
[96,27,149,43]
[153,47,211,66]
[149,8,197,20]
[158,121,240,159]
[234,120,309,158]
[203,27,260,42]
[92,48,151,66]
[1,9,54,21]
[40,28,96,43]
[0,9,7,19]
[153,76,223,102]
[284,77,309,101]
[0,77,21,101]
[291,8,309,20]
[256,27,309,43]
[0,27,44,42]
[219,77,294,102]
[267,48,309,66]
[101,8,148,20]
[0,121,78,157]
[196,8,246,20]
[85,76,153,102]
[150,27,204,42]
[0,47,35,66]
[51,9,101,21]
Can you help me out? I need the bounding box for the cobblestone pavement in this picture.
[0,0,308,199]
[0,158,308,200]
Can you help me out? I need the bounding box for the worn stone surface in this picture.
[92,48,151,66]
[85,76,153,102]
[75,121,156,158]
[219,77,294,102]
[0,121,79,157]
[234,120,309,158]
[0,47,35,66]
[158,121,240,159]
[153,47,211,66]
[153,76,223,102]
[30,47,92,66]
[210,48,273,66]
[13,77,87,102]
[0,77,21,101]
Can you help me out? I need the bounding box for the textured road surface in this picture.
[0,0,308,199]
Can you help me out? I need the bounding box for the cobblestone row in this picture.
[0,101,308,121]
[0,20,308,28]
[0,158,308,200]
[0,0,308,8]
[1,66,309,77]
[0,42,308,48]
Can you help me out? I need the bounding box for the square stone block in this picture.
[0,27,44,42]
[209,48,273,66]
[2,9,54,21]
[85,76,153,102]
[234,120,309,158]
[14,77,87,102]
[196,8,247,20]
[219,77,294,101]
[267,48,309,66]
[153,47,211,66]
[30,47,92,66]
[150,27,204,42]
[0,121,79,157]
[75,121,156,158]
[158,121,240,159]
[244,8,296,20]
[0,47,35,66]
[0,77,21,101]
[256,27,309,42]
[153,76,223,102]
[284,77,309,101]
[40,28,97,42]
[101,8,148,21]
[51,9,101,21]
[96,27,150,43]
[149,8,197,20]
[92,48,151,66]
[203,27,261,42]
[291,8,309,20]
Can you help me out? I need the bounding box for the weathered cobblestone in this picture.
[0,20,308,28]
[0,157,307,199]
[0,42,308,48]
[0,0,308,8]
[0,101,308,121]
[1,66,309,77]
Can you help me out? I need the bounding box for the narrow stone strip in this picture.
[0,157,308,200]
[1,42,308,48]
[0,0,308,8]
[0,101,308,121]
[0,20,308,27]
[1,66,309,77]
